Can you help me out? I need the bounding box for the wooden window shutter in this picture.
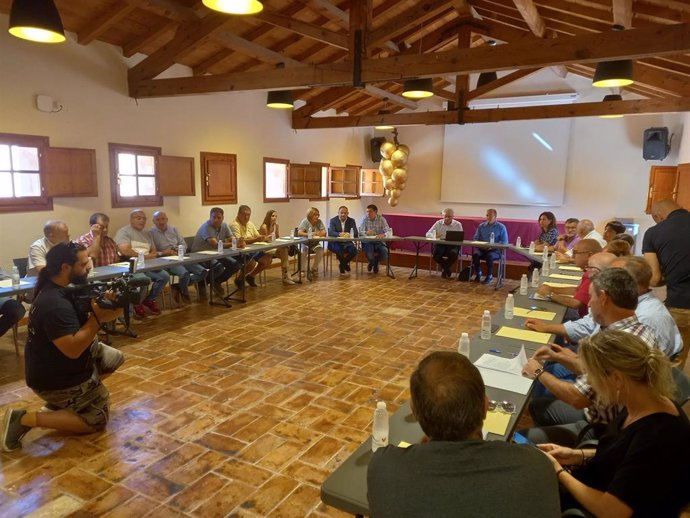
[43,147,97,197]
[159,155,195,196]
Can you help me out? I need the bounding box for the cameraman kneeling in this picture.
[1,243,124,452]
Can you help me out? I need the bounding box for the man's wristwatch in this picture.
[533,367,544,380]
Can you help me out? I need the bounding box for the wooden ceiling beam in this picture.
[128,13,232,83]
[512,0,547,36]
[123,20,178,58]
[293,86,358,119]
[254,9,348,49]
[135,0,201,22]
[364,85,418,109]
[130,22,690,97]
[292,97,690,128]
[466,17,535,43]
[212,31,303,66]
[467,67,541,99]
[306,0,349,24]
[368,0,454,48]
[78,3,138,45]
[613,0,633,28]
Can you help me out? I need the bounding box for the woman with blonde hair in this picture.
[539,330,690,517]
[297,207,326,279]
[259,210,295,285]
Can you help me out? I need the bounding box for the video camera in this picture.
[70,274,146,315]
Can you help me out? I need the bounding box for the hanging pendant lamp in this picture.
[599,93,624,119]
[8,0,66,43]
[592,60,634,88]
[402,78,434,99]
[266,90,294,109]
[202,0,264,15]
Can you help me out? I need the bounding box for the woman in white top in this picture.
[297,207,327,279]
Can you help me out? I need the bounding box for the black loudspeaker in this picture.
[369,137,386,162]
[643,127,670,160]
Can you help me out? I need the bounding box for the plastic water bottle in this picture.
[458,332,470,358]
[308,227,314,239]
[550,253,557,270]
[177,245,184,260]
[480,310,491,340]
[231,237,237,250]
[217,239,223,254]
[542,247,549,263]
[11,266,20,287]
[489,232,495,244]
[529,242,536,254]
[387,228,393,238]
[516,236,522,248]
[137,251,145,269]
[542,258,550,277]
[349,228,354,238]
[372,401,389,452]
[531,268,539,287]
[519,274,528,295]
[505,294,514,319]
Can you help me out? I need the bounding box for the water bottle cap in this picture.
[483,310,490,315]
[461,332,468,338]
[521,274,527,278]
[376,401,387,410]
[507,293,513,299]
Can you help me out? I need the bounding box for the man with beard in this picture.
[1,243,124,452]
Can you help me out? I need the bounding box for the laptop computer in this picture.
[444,230,465,242]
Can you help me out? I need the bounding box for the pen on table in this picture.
[489,348,501,354]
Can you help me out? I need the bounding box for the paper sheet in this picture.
[529,292,551,301]
[543,282,575,288]
[397,441,412,448]
[557,265,581,271]
[549,273,581,280]
[112,261,131,267]
[474,346,528,376]
[196,250,221,255]
[0,279,31,288]
[276,237,295,241]
[476,366,533,395]
[495,326,550,344]
[465,240,487,245]
[252,241,270,245]
[157,256,184,261]
[512,307,556,321]
[483,411,511,435]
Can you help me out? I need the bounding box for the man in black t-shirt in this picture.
[1,243,124,452]
[643,199,690,366]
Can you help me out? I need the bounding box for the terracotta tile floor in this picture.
[0,267,519,517]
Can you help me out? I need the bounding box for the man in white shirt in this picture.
[556,219,606,263]
[26,220,70,276]
[426,208,463,279]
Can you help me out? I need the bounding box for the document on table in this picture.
[0,279,31,288]
[252,241,270,245]
[530,293,550,301]
[512,307,556,321]
[112,261,131,267]
[157,256,184,261]
[276,237,295,241]
[495,326,551,344]
[543,282,575,288]
[476,366,533,395]
[557,265,581,271]
[475,345,528,375]
[549,273,581,280]
[196,250,221,255]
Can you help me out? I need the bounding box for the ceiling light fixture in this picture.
[592,25,633,88]
[8,0,66,43]
[202,0,264,15]
[402,78,434,99]
[599,93,624,119]
[476,71,498,88]
[266,90,294,109]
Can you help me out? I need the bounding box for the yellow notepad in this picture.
[543,282,575,288]
[549,273,581,280]
[484,411,511,435]
[557,265,581,271]
[397,441,412,448]
[513,307,556,321]
[496,326,550,344]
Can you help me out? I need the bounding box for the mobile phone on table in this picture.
[512,432,536,447]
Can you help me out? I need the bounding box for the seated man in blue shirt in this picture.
[358,204,390,274]
[471,208,509,284]
[328,206,358,276]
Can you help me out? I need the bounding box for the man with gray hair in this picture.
[557,219,606,263]
[26,220,71,276]
[426,208,463,278]
[471,208,509,284]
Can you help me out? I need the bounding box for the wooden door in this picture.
[645,165,678,213]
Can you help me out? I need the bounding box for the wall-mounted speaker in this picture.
[369,137,386,162]
[643,127,670,161]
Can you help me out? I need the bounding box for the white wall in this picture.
[1,17,688,268]
[0,19,370,270]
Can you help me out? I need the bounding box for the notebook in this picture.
[444,230,465,242]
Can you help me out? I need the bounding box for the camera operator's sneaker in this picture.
[1,409,31,452]
[133,305,147,319]
[142,299,161,315]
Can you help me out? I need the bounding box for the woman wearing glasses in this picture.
[539,330,690,518]
[259,210,296,285]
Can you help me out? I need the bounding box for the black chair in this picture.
[184,236,194,252]
[12,257,28,278]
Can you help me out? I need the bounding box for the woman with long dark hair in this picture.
[259,210,295,285]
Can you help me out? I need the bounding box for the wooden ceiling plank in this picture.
[467,14,535,42]
[212,31,303,66]
[512,0,547,36]
[306,0,349,24]
[636,0,690,16]
[123,20,178,58]
[130,22,690,97]
[293,86,357,118]
[292,97,690,128]
[612,0,633,27]
[128,13,232,83]
[255,9,348,49]
[368,0,454,48]
[193,49,234,76]
[78,3,138,45]
[467,67,541,99]
[363,85,418,109]
[135,0,201,22]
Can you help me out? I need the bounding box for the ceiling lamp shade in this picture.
[402,78,434,99]
[202,0,264,15]
[8,0,66,43]
[476,71,498,88]
[599,93,624,119]
[266,90,293,109]
[375,123,395,130]
[592,60,634,88]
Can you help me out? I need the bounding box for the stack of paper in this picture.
[474,346,533,395]
[512,307,556,321]
[549,273,581,280]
